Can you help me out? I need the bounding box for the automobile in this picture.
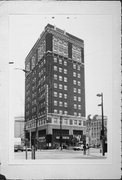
[73,144,84,151]
[14,145,24,152]
[27,147,32,151]
[23,146,32,151]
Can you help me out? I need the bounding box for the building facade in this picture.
[14,116,25,139]
[86,115,107,147]
[25,24,86,148]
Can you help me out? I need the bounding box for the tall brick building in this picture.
[25,24,86,148]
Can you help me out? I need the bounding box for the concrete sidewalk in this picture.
[14,148,107,160]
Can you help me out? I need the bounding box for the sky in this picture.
[9,14,112,118]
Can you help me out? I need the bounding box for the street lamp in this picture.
[97,92,105,156]
[14,67,29,73]
[9,62,29,159]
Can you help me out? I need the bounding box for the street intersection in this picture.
[14,148,107,160]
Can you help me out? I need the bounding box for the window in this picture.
[54,57,57,63]
[79,120,82,125]
[78,113,81,117]
[59,59,62,64]
[74,88,77,93]
[83,121,86,126]
[72,45,81,63]
[64,69,67,74]
[59,110,63,114]
[54,118,58,123]
[74,104,77,109]
[59,101,63,107]
[54,74,57,80]
[73,80,76,85]
[54,66,57,71]
[64,119,68,124]
[73,72,76,77]
[78,89,81,94]
[59,76,62,81]
[59,84,63,89]
[64,85,67,90]
[74,96,77,101]
[41,61,44,67]
[78,65,80,70]
[78,97,81,102]
[78,105,81,109]
[64,111,68,115]
[70,119,73,125]
[64,94,67,99]
[78,81,81,86]
[43,76,46,81]
[78,73,81,78]
[54,109,58,114]
[44,59,46,64]
[74,112,77,116]
[54,92,57,97]
[54,100,58,106]
[59,93,62,98]
[59,67,62,73]
[74,120,77,125]
[73,64,76,69]
[54,83,57,88]
[64,77,67,82]
[64,102,67,107]
[39,72,41,77]
[64,61,67,66]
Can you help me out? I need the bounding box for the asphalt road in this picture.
[14,148,107,160]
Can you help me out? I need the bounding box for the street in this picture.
[14,148,107,160]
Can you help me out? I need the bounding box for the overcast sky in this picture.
[9,14,112,118]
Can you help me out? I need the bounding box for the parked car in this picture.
[14,145,24,152]
[27,147,32,151]
[73,144,84,151]
[23,146,32,151]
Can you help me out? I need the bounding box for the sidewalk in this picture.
[14,148,107,160]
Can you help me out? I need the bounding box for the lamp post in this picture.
[15,67,37,159]
[97,92,105,156]
[9,62,29,159]
[15,67,30,158]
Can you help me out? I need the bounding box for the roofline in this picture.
[25,23,84,63]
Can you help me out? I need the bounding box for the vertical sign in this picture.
[46,84,48,114]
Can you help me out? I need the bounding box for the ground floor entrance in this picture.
[26,128,84,149]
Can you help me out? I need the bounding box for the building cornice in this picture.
[25,25,84,64]
[46,27,84,48]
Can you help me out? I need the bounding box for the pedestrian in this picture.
[83,144,86,155]
[86,144,90,155]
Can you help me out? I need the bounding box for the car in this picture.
[73,145,84,151]
[23,146,32,151]
[14,145,24,152]
[27,147,32,151]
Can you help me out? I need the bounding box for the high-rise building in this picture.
[25,24,86,148]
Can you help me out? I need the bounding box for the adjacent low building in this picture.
[86,115,107,147]
[14,116,25,139]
